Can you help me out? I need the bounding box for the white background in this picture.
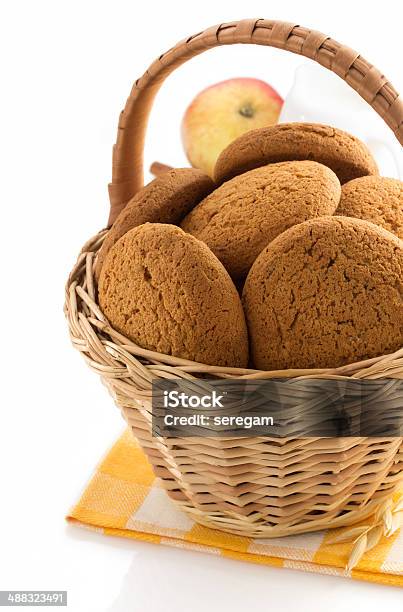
[1,0,402,610]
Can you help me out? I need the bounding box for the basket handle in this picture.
[108,18,403,225]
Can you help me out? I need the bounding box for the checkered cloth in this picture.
[67,430,403,586]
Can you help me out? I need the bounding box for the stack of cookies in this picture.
[96,123,403,371]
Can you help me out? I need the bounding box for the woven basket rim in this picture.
[66,230,403,384]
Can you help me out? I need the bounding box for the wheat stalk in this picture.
[327,494,403,571]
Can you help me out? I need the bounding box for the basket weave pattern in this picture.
[66,231,403,537]
[66,20,403,537]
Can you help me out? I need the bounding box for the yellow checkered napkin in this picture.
[67,430,403,586]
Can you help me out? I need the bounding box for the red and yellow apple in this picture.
[181,77,283,177]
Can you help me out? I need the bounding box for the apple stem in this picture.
[239,104,254,118]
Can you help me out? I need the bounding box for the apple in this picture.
[181,77,283,177]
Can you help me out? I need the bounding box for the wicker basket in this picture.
[65,19,403,538]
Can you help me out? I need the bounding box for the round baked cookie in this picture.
[243,216,403,370]
[94,168,214,281]
[337,176,403,239]
[98,223,249,367]
[181,161,340,280]
[214,123,378,185]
